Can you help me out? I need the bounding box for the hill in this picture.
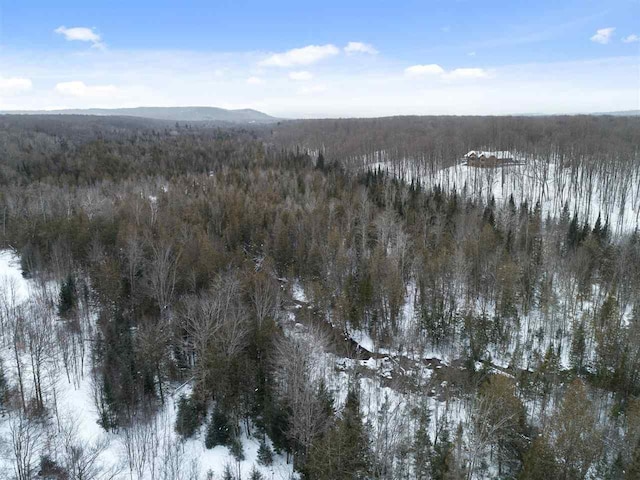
[1,106,278,123]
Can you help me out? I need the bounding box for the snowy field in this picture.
[368,154,640,236]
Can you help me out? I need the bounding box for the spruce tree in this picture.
[175,394,204,439]
[58,274,77,317]
[570,320,587,373]
[413,401,432,479]
[519,435,558,480]
[205,407,231,448]
[431,428,452,480]
[567,213,579,250]
[249,466,264,480]
[230,437,245,462]
[221,464,234,480]
[305,388,371,479]
[257,441,274,466]
[0,358,7,411]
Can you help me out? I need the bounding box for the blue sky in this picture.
[1,0,638,116]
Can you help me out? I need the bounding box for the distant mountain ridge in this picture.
[1,106,278,123]
[595,110,640,116]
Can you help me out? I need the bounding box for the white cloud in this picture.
[344,42,378,55]
[297,84,327,95]
[55,26,104,48]
[622,34,639,43]
[590,27,615,44]
[406,64,491,81]
[246,76,263,85]
[259,44,339,67]
[0,76,32,93]
[288,71,313,81]
[404,64,445,76]
[55,81,117,97]
[443,68,490,80]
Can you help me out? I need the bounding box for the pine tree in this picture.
[230,437,245,462]
[317,379,335,420]
[413,401,432,479]
[58,274,77,317]
[305,388,371,479]
[431,428,453,480]
[519,435,558,480]
[0,358,7,411]
[175,394,205,439]
[249,466,264,480]
[570,320,587,373]
[580,221,591,244]
[257,441,274,466]
[340,389,371,477]
[592,213,602,240]
[222,463,234,480]
[205,407,231,448]
[567,213,579,250]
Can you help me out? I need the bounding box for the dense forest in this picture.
[1,114,640,479]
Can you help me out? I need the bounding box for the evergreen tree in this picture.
[567,213,580,250]
[175,394,205,439]
[230,437,245,462]
[592,213,602,240]
[413,401,432,479]
[431,428,453,480]
[257,441,274,466]
[205,406,231,448]
[519,435,558,480]
[0,358,7,411]
[249,466,264,480]
[305,388,371,479]
[221,463,234,480]
[317,379,335,420]
[570,320,587,373]
[58,274,77,317]
[580,221,591,244]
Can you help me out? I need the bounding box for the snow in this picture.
[0,249,31,305]
[292,281,307,303]
[0,249,296,480]
[350,328,375,351]
[369,156,640,236]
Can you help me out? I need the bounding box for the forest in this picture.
[1,113,640,479]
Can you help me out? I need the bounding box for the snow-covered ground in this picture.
[368,156,640,235]
[0,249,295,480]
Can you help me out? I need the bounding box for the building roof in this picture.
[465,150,512,159]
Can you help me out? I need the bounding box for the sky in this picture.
[0,0,639,117]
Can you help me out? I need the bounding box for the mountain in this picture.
[1,106,278,123]
[594,110,640,116]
